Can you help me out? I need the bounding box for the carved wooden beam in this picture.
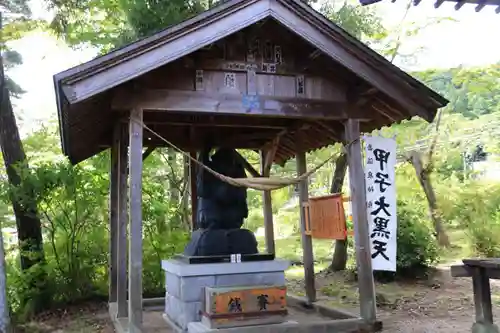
[112,89,354,120]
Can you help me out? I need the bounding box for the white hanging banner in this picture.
[363,136,397,272]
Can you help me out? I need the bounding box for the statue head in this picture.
[211,148,237,165]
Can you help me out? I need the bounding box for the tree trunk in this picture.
[329,152,349,271]
[408,151,450,247]
[0,16,45,271]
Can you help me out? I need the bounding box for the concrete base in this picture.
[472,322,500,333]
[162,258,290,331]
[188,321,299,333]
[188,317,369,333]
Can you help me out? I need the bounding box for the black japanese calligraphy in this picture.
[228,297,242,312]
[374,172,391,193]
[257,294,269,311]
[371,239,389,260]
[370,196,391,216]
[371,217,390,239]
[373,148,390,171]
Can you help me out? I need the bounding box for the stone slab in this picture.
[201,315,288,330]
[215,272,285,287]
[166,272,285,303]
[187,321,300,333]
[189,318,368,333]
[166,272,216,302]
[165,293,203,330]
[162,259,290,277]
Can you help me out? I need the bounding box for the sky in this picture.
[7,0,500,136]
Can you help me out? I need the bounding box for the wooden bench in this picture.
[451,259,500,333]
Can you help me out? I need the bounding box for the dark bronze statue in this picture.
[183,146,258,257]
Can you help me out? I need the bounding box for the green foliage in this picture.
[443,181,500,258]
[416,64,500,118]
[5,0,500,316]
[321,1,385,42]
[395,198,440,272]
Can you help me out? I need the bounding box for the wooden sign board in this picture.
[202,285,287,329]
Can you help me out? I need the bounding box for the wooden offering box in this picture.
[201,285,288,329]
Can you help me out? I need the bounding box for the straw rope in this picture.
[135,118,352,191]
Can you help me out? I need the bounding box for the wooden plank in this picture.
[207,285,287,315]
[128,108,144,332]
[109,123,119,303]
[260,150,275,255]
[112,89,350,120]
[344,119,377,324]
[190,152,198,230]
[471,266,494,324]
[117,123,128,318]
[451,264,500,279]
[235,151,261,178]
[142,120,288,129]
[296,148,316,303]
[142,147,155,161]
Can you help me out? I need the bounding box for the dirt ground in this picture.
[16,265,499,332]
[288,264,500,333]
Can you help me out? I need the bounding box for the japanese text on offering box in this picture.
[364,136,397,272]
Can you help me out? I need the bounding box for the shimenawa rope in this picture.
[135,118,351,191]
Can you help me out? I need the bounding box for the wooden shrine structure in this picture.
[53,0,448,332]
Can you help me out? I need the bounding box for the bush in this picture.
[448,181,500,257]
[396,199,440,273]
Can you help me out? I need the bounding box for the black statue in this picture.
[183,146,258,257]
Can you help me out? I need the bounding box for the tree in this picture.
[328,152,348,271]
[1,0,46,273]
[45,0,207,52]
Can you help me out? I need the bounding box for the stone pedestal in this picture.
[162,259,290,332]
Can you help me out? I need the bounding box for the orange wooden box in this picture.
[302,193,351,240]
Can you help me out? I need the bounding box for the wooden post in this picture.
[472,267,494,325]
[128,109,143,332]
[189,151,198,231]
[117,123,128,318]
[260,150,275,254]
[344,119,377,324]
[296,149,316,303]
[109,123,119,303]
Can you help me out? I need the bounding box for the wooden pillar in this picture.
[260,150,275,254]
[189,152,198,231]
[472,267,494,325]
[117,122,128,318]
[344,119,376,324]
[296,149,316,303]
[128,109,143,332]
[109,124,119,303]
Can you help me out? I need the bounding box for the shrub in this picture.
[396,198,440,273]
[449,181,500,257]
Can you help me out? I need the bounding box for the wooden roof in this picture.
[360,0,500,13]
[53,0,448,165]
